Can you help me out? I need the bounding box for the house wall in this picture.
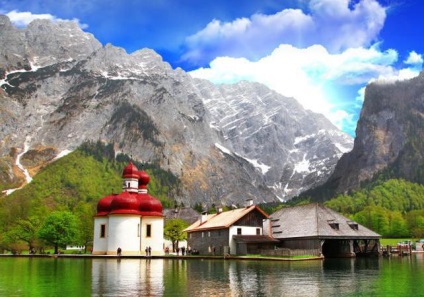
[261,248,322,257]
[187,229,229,255]
[262,219,271,236]
[278,238,356,257]
[92,217,108,255]
[229,226,262,254]
[141,216,164,256]
[280,239,322,250]
[107,215,141,255]
[272,239,323,257]
[236,243,276,255]
[235,210,264,227]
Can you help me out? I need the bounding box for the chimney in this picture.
[217,206,223,214]
[246,198,254,207]
[200,211,208,224]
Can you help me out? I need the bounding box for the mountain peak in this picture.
[0,15,353,204]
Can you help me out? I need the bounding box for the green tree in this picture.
[75,202,95,253]
[387,211,409,237]
[164,218,189,252]
[406,210,424,238]
[4,216,41,252]
[353,206,390,236]
[38,211,80,254]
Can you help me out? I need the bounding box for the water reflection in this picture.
[320,258,381,296]
[1,254,422,296]
[90,256,424,297]
[92,258,164,296]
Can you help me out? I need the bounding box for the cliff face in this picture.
[316,72,424,199]
[0,15,353,204]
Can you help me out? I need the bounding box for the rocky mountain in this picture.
[307,73,424,201]
[0,15,353,205]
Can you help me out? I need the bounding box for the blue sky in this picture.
[1,0,423,136]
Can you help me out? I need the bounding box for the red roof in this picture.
[122,162,140,179]
[95,162,163,217]
[97,194,115,216]
[138,193,163,216]
[138,170,150,186]
[109,191,141,215]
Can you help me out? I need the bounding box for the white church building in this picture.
[92,162,164,255]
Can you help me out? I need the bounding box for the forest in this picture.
[324,179,424,238]
[1,140,424,254]
[0,141,180,254]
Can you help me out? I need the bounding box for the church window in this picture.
[100,224,106,238]
[146,224,152,237]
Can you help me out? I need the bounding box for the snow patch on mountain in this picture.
[242,156,271,174]
[294,154,310,173]
[215,143,232,155]
[215,143,271,174]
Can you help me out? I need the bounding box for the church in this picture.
[92,162,164,255]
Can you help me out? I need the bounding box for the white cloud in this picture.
[190,43,421,132]
[374,68,422,84]
[5,10,88,29]
[404,51,423,65]
[355,87,366,103]
[182,0,386,66]
[191,45,395,111]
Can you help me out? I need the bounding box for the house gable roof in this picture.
[184,205,269,232]
[270,203,381,239]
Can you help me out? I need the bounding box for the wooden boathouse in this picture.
[268,203,381,258]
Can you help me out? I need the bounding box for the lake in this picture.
[0,254,423,296]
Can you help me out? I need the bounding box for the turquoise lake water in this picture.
[0,255,423,296]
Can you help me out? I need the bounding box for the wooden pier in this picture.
[381,244,412,257]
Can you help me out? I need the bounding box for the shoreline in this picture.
[0,254,324,261]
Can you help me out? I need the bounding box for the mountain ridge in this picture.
[0,15,353,205]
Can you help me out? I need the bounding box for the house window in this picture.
[329,223,339,230]
[348,222,359,230]
[208,231,211,237]
[202,232,204,238]
[328,220,339,230]
[146,224,152,237]
[100,224,106,238]
[237,228,242,235]
[256,228,261,235]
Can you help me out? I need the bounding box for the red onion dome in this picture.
[96,194,115,216]
[109,191,141,214]
[122,162,139,179]
[138,170,150,187]
[139,194,163,216]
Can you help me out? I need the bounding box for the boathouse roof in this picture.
[270,203,381,240]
